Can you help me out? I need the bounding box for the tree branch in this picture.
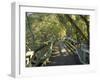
[65,15,88,42]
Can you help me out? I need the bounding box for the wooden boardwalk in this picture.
[46,53,83,66]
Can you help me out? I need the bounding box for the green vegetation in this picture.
[25,12,90,67]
